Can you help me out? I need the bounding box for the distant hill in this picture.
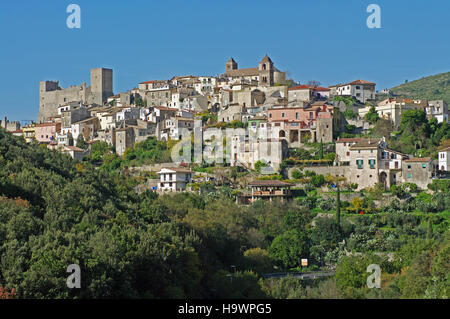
[390,71,450,104]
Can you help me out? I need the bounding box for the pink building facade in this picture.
[35,122,61,143]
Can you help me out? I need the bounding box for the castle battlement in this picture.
[37,69,113,123]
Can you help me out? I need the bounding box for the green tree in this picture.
[269,229,309,269]
[76,134,87,149]
[364,106,380,124]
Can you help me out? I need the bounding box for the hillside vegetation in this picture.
[0,128,449,299]
[390,71,450,104]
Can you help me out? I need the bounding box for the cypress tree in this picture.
[336,183,341,226]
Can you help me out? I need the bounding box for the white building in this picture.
[331,80,376,103]
[426,100,448,123]
[160,116,195,141]
[157,168,193,192]
[61,145,87,161]
[194,76,217,95]
[358,98,423,127]
[438,146,450,171]
[96,110,116,131]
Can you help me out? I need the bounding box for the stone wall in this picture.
[287,165,350,180]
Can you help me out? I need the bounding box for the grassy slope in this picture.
[390,71,450,104]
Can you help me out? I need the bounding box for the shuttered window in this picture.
[356,159,363,169]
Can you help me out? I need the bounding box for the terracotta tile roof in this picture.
[349,138,382,149]
[155,106,178,111]
[312,86,330,91]
[404,157,432,163]
[225,67,259,77]
[289,85,311,90]
[438,146,450,152]
[248,180,294,187]
[345,79,376,86]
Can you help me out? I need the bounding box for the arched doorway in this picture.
[279,130,286,138]
[379,172,388,190]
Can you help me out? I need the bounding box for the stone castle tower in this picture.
[89,68,114,106]
[37,68,113,123]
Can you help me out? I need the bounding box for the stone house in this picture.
[218,104,246,123]
[348,138,411,190]
[402,157,434,190]
[115,127,135,156]
[336,137,367,164]
[288,85,313,103]
[71,117,100,142]
[229,135,288,172]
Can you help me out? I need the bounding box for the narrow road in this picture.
[261,271,335,279]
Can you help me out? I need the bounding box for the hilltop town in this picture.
[1,56,449,300]
[2,56,450,198]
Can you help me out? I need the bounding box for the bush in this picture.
[243,248,274,274]
[292,169,304,180]
[428,179,450,193]
[304,170,317,177]
[310,174,326,187]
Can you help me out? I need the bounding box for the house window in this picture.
[407,164,411,169]
[369,159,376,169]
[356,159,363,169]
[281,113,285,118]
[346,152,350,156]
[407,173,412,179]
[422,164,427,168]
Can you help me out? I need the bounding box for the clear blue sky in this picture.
[0,0,449,121]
